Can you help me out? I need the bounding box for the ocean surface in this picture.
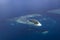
[0,0,60,40]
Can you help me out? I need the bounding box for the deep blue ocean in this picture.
[0,0,60,40]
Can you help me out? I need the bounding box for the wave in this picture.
[9,14,56,27]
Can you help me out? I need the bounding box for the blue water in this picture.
[0,0,60,40]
